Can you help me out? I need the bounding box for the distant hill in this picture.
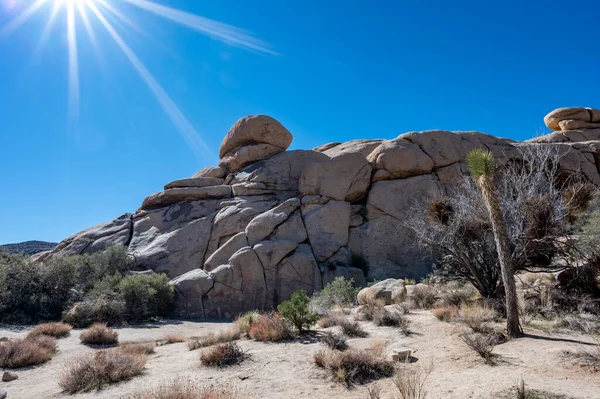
[1,241,58,255]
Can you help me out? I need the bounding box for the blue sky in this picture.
[1,0,599,244]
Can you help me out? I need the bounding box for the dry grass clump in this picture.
[373,308,403,327]
[28,322,72,338]
[187,328,241,351]
[317,312,346,328]
[410,285,438,309]
[320,332,348,351]
[0,335,57,368]
[460,332,497,365]
[439,281,477,307]
[248,313,292,342]
[59,348,147,393]
[338,318,369,338]
[564,337,600,370]
[370,339,387,358]
[459,303,496,333]
[432,306,459,322]
[501,378,572,399]
[234,311,259,336]
[123,378,243,399]
[162,334,186,345]
[199,342,247,368]
[393,365,433,399]
[119,342,156,355]
[80,323,119,346]
[313,348,394,385]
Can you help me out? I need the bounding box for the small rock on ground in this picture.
[2,372,17,382]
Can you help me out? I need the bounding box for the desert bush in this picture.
[338,318,368,338]
[553,313,600,334]
[248,313,292,342]
[200,342,247,368]
[460,332,497,365]
[118,273,174,320]
[0,251,77,323]
[313,348,394,385]
[311,277,359,314]
[393,365,433,399]
[278,290,319,333]
[74,245,137,292]
[119,342,156,355]
[234,311,259,335]
[410,285,438,309]
[317,312,347,328]
[320,332,348,351]
[80,323,119,346]
[59,348,147,393]
[187,328,241,350]
[370,339,387,358]
[162,334,186,344]
[439,281,477,307]
[0,335,57,368]
[28,322,72,338]
[460,303,496,333]
[372,308,404,327]
[62,294,127,328]
[564,336,600,369]
[123,378,242,399]
[432,306,459,322]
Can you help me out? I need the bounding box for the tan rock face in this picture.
[544,107,600,131]
[357,279,407,305]
[46,111,600,318]
[219,115,292,158]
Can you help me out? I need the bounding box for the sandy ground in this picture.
[1,311,598,399]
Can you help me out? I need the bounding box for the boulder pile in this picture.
[40,109,600,318]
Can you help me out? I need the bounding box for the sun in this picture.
[0,0,276,160]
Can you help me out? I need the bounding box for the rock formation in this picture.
[42,109,600,318]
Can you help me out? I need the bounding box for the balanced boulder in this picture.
[544,107,600,131]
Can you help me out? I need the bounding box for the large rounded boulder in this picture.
[357,278,407,305]
[218,115,293,172]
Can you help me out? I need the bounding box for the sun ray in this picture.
[123,0,278,55]
[67,0,80,133]
[75,0,98,50]
[86,1,216,161]
[30,0,63,62]
[96,0,147,38]
[0,0,50,39]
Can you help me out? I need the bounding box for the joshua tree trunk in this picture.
[468,149,523,338]
[477,174,523,338]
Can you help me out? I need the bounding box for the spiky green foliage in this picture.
[467,149,495,179]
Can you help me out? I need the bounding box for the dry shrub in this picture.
[320,332,348,351]
[120,342,156,355]
[187,328,241,351]
[199,342,247,368]
[317,312,346,328]
[80,323,119,346]
[372,308,403,327]
[248,313,291,342]
[439,281,477,307]
[460,332,497,365]
[28,322,72,338]
[393,365,433,399]
[509,378,572,399]
[313,348,394,385]
[234,311,259,336]
[0,335,57,368]
[338,318,368,338]
[410,285,438,309]
[124,377,243,399]
[370,339,387,358]
[59,348,147,393]
[459,303,496,333]
[432,306,459,322]
[564,336,600,370]
[162,334,186,344]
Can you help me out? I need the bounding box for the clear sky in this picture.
[1,0,599,244]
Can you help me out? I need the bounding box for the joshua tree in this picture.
[467,149,522,338]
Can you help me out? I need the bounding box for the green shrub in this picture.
[74,246,136,292]
[118,273,174,319]
[0,251,76,323]
[278,290,319,333]
[311,277,359,314]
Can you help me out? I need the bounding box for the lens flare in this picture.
[0,0,277,160]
